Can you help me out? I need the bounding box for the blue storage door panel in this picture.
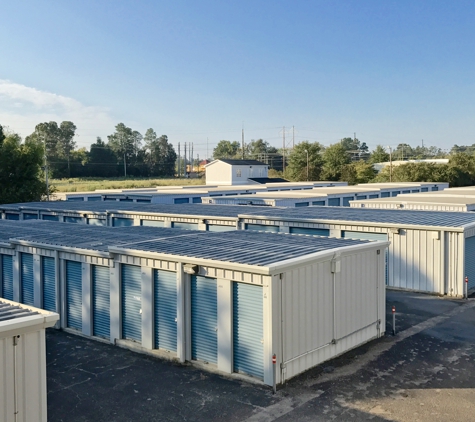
[191,275,217,364]
[154,270,177,351]
[66,261,82,331]
[121,264,142,342]
[233,283,264,379]
[245,224,279,233]
[464,237,475,289]
[42,257,56,312]
[21,253,34,306]
[342,231,389,283]
[93,265,110,339]
[1,255,14,300]
[328,198,340,206]
[290,227,330,237]
[172,222,199,230]
[113,217,134,227]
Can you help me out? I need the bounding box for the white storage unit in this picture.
[238,206,475,296]
[0,299,59,422]
[350,196,475,211]
[0,221,386,386]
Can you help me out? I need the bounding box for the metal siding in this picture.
[112,217,134,227]
[245,223,279,233]
[42,256,56,312]
[328,198,340,206]
[21,253,34,306]
[191,275,217,363]
[464,236,475,289]
[66,261,82,331]
[233,282,264,379]
[290,227,330,236]
[154,270,177,351]
[343,231,388,284]
[93,265,110,338]
[121,264,142,342]
[1,255,13,300]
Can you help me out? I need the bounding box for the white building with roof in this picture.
[205,159,272,185]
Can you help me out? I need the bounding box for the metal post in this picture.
[465,276,468,299]
[44,153,49,201]
[392,305,396,335]
[272,354,277,394]
[305,149,309,181]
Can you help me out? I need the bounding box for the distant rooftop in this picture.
[213,159,268,166]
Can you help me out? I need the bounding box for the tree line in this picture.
[24,121,177,178]
[213,137,475,187]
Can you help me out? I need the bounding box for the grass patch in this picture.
[51,177,204,192]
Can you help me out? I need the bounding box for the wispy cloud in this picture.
[0,79,116,148]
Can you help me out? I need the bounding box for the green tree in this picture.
[107,123,135,177]
[341,160,377,184]
[87,137,119,177]
[0,133,47,204]
[370,145,390,163]
[286,141,324,181]
[321,143,351,180]
[213,140,240,159]
[57,121,77,177]
[0,124,5,145]
[143,131,177,176]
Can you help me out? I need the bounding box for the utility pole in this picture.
[242,123,245,159]
[178,142,181,177]
[207,137,209,161]
[184,142,187,176]
[282,126,286,173]
[387,146,393,182]
[292,126,295,149]
[422,139,424,148]
[191,143,194,173]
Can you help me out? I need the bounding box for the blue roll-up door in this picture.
[1,255,13,300]
[43,215,59,221]
[42,256,56,312]
[342,231,389,284]
[431,186,439,191]
[6,213,19,220]
[295,202,309,207]
[381,192,390,198]
[207,225,235,232]
[192,197,202,203]
[66,261,82,331]
[421,187,429,192]
[174,198,190,204]
[87,218,106,226]
[191,275,217,364]
[328,198,340,206]
[343,197,354,206]
[64,216,82,223]
[172,222,199,230]
[154,270,177,351]
[93,265,110,339]
[21,253,34,306]
[464,237,475,289]
[245,224,279,233]
[23,213,38,220]
[141,220,164,227]
[121,264,142,342]
[312,200,326,206]
[113,217,134,227]
[369,194,379,199]
[233,283,264,379]
[290,227,330,236]
[391,191,400,197]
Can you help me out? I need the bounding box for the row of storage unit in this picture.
[2,200,475,296]
[0,220,386,386]
[350,186,475,211]
[55,182,349,203]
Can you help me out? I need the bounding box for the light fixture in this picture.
[183,264,199,274]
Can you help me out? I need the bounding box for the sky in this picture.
[1,0,474,159]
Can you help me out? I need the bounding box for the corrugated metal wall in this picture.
[42,257,56,312]
[20,253,34,306]
[121,264,142,342]
[66,261,83,331]
[93,265,110,339]
[153,270,177,352]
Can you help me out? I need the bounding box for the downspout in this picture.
[440,231,446,295]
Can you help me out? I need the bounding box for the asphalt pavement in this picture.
[46,290,475,422]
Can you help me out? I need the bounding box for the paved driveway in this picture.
[47,290,475,421]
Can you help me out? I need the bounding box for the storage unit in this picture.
[42,256,56,312]
[1,255,14,301]
[0,299,59,422]
[0,221,386,386]
[20,253,34,306]
[238,206,475,296]
[350,196,475,212]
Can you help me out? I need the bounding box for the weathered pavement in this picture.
[47,290,475,421]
